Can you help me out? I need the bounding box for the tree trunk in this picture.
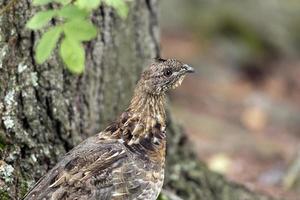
[0,0,275,200]
[0,0,159,198]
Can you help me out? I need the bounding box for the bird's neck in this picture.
[100,87,167,163]
[124,89,166,162]
[128,89,166,126]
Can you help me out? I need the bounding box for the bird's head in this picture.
[138,58,194,95]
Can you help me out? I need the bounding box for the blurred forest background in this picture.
[160,0,300,199]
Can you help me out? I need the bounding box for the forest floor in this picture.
[161,31,300,200]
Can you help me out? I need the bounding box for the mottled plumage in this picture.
[23,59,194,200]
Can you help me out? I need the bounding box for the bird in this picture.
[23,58,194,200]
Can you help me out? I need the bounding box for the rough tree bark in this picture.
[0,0,276,200]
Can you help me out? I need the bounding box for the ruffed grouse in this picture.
[23,58,194,200]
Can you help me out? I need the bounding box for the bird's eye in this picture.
[164,69,172,77]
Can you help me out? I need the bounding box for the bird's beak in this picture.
[182,64,195,73]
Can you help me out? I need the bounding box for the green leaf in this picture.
[60,37,85,74]
[105,0,128,18]
[35,26,62,64]
[63,19,97,41]
[75,0,101,10]
[33,0,53,5]
[26,10,56,30]
[58,5,89,19]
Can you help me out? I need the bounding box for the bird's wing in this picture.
[23,136,152,200]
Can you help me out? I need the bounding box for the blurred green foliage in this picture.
[161,0,300,66]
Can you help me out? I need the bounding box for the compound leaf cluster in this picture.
[26,0,129,74]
